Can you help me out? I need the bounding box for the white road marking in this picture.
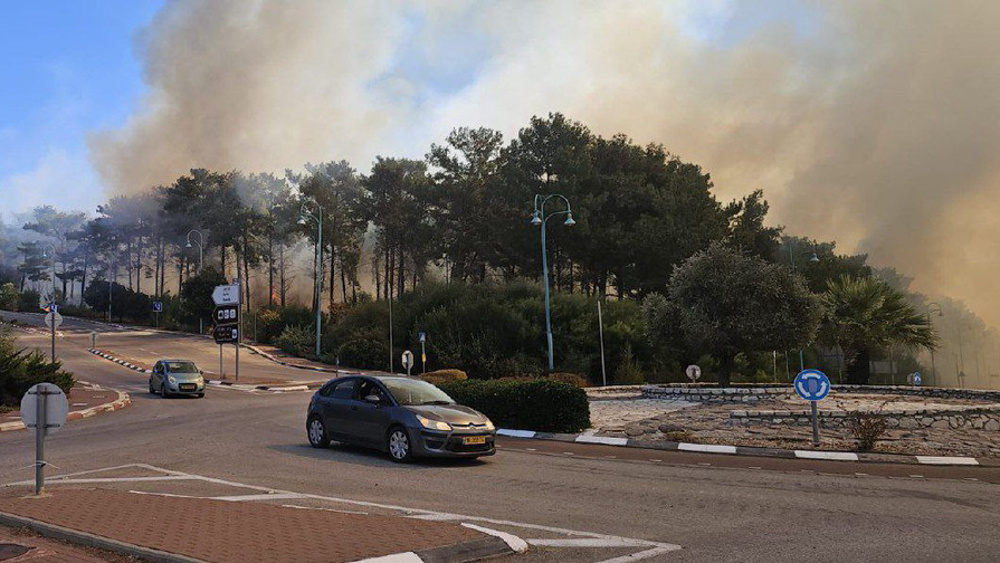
[596,545,682,562]
[353,552,423,563]
[528,538,648,548]
[408,513,460,521]
[497,429,536,438]
[281,504,369,515]
[461,523,529,553]
[916,456,979,466]
[678,443,737,454]
[794,450,859,461]
[211,493,306,502]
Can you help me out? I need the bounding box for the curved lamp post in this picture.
[185,230,206,334]
[926,302,943,386]
[39,245,56,360]
[787,239,820,372]
[531,193,575,372]
[298,199,324,358]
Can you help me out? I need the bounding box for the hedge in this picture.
[437,379,590,433]
[420,369,468,386]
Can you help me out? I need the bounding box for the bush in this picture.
[438,379,590,433]
[276,325,314,357]
[0,327,76,407]
[0,283,18,310]
[848,406,889,452]
[420,369,468,386]
[614,344,644,384]
[18,290,40,312]
[336,332,388,370]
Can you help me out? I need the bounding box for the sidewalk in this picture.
[0,523,121,563]
[0,488,511,563]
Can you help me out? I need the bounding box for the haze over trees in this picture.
[0,113,962,385]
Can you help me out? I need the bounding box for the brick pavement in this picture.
[1,385,131,433]
[0,489,486,563]
[0,525,119,563]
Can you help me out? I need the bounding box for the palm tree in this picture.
[821,275,937,384]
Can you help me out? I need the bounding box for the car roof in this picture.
[159,359,197,363]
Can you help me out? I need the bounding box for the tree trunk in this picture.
[279,244,286,307]
[268,234,274,306]
[718,354,735,387]
[329,245,336,305]
[846,348,872,385]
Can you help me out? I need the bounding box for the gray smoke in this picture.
[89,0,1000,325]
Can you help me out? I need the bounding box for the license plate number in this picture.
[463,436,487,445]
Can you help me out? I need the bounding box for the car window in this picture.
[356,380,387,402]
[382,379,455,406]
[329,379,356,400]
[165,361,199,373]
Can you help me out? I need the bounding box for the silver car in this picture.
[149,359,206,398]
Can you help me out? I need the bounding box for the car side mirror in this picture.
[364,394,381,405]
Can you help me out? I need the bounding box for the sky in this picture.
[2,1,1000,328]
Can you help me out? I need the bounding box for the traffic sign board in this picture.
[214,305,239,325]
[794,369,831,401]
[686,364,702,382]
[418,332,427,343]
[214,325,239,344]
[44,312,63,329]
[913,371,922,386]
[212,283,240,306]
[152,301,163,313]
[21,383,68,434]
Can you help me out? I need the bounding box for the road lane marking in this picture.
[461,523,529,553]
[575,435,628,446]
[528,538,648,548]
[211,493,306,502]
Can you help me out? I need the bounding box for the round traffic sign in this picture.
[44,312,63,329]
[685,365,702,382]
[793,369,831,401]
[401,350,413,370]
[913,371,922,386]
[20,383,69,434]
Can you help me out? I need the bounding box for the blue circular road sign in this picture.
[914,371,922,386]
[793,369,831,401]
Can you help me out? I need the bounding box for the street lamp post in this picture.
[185,230,205,334]
[926,302,943,386]
[787,239,819,371]
[531,193,575,372]
[298,200,324,358]
[40,245,57,361]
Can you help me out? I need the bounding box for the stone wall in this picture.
[728,406,1000,430]
[642,383,1000,404]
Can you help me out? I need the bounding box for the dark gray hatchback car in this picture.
[306,375,496,462]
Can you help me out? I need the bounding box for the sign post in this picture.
[402,350,413,376]
[21,383,68,496]
[793,369,831,447]
[152,301,163,327]
[418,332,427,374]
[213,283,241,381]
[44,307,62,362]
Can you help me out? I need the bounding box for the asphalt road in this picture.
[2,311,1000,562]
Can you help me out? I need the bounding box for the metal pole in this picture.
[315,211,323,358]
[420,340,426,374]
[34,387,46,495]
[198,243,204,335]
[50,312,56,361]
[388,293,394,373]
[798,349,804,373]
[598,298,607,386]
[235,279,240,383]
[541,216,553,372]
[772,351,778,382]
[810,400,820,447]
[219,343,223,379]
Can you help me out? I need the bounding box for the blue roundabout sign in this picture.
[793,369,831,402]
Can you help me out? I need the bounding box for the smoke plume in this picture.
[89,0,1000,325]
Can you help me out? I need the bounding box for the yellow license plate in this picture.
[463,436,487,445]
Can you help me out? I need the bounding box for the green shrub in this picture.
[614,344,644,384]
[276,325,314,357]
[0,283,18,310]
[18,290,40,312]
[438,379,590,433]
[420,369,468,386]
[336,332,388,370]
[0,327,75,407]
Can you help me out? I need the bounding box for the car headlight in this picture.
[416,415,452,432]
[168,376,177,384]
[484,419,495,432]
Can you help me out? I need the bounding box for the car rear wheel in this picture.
[387,426,413,463]
[307,417,329,448]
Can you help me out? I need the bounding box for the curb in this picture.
[0,384,131,433]
[0,510,204,563]
[495,428,989,467]
[88,348,150,374]
[353,533,518,563]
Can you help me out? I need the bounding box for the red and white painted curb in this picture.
[0,383,131,433]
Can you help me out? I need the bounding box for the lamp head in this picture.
[808,252,819,263]
[564,213,576,227]
[297,215,308,226]
[185,240,192,249]
[530,211,542,226]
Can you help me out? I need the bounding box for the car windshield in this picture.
[382,379,455,406]
[165,361,199,373]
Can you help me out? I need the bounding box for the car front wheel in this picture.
[387,426,413,463]
[307,417,329,448]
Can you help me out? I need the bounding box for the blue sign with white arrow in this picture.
[794,369,831,401]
